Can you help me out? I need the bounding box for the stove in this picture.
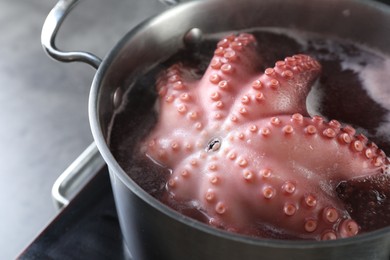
[19,146,129,259]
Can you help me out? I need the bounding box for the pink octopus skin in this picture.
[142,33,389,240]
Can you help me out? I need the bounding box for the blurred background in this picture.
[0,0,166,258]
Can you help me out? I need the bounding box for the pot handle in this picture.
[41,0,101,69]
[52,142,105,209]
[158,0,181,5]
[159,0,196,5]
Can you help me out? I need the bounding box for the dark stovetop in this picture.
[18,166,129,260]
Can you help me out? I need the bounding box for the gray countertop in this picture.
[0,0,165,258]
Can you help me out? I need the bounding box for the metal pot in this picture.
[42,0,390,259]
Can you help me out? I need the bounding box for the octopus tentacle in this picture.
[227,54,320,126]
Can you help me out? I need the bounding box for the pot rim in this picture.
[89,0,390,249]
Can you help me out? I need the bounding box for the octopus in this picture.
[142,33,390,240]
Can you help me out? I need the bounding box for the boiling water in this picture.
[108,28,390,236]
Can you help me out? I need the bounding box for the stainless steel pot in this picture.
[42,0,390,259]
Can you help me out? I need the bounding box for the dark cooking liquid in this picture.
[108,28,390,236]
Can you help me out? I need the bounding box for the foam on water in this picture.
[354,58,390,139]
